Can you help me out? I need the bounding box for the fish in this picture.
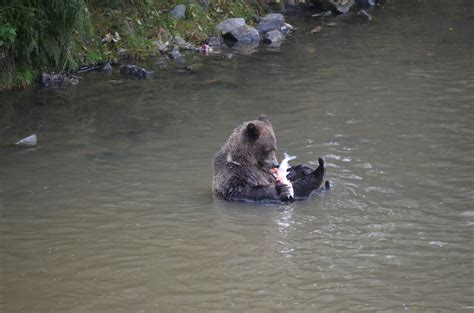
[274,153,296,198]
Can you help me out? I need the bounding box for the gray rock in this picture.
[41,72,79,87]
[174,36,186,46]
[207,36,223,48]
[170,4,186,19]
[120,65,154,78]
[280,22,295,34]
[325,0,355,14]
[197,0,209,8]
[263,29,284,44]
[215,18,246,35]
[227,25,261,44]
[15,134,37,146]
[117,48,128,59]
[256,13,285,34]
[156,59,167,69]
[174,36,195,50]
[101,62,113,71]
[169,48,182,60]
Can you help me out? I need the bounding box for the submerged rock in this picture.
[120,65,154,78]
[215,18,246,35]
[227,25,261,44]
[256,13,286,34]
[15,134,37,146]
[324,0,355,14]
[170,4,186,19]
[222,53,233,60]
[263,29,284,44]
[231,42,259,55]
[41,73,79,87]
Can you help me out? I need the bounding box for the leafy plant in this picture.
[0,23,16,50]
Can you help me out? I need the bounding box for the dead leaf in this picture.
[101,32,121,43]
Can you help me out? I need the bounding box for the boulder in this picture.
[263,29,284,44]
[170,4,186,19]
[256,13,285,33]
[215,18,246,35]
[120,65,154,78]
[227,25,261,44]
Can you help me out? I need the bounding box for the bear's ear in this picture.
[258,115,269,122]
[258,115,271,125]
[246,123,260,141]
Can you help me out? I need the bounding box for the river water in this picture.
[1,1,473,312]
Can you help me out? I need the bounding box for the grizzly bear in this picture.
[212,115,327,202]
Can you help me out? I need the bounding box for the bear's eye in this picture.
[263,147,272,154]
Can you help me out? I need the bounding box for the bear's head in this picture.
[225,115,278,169]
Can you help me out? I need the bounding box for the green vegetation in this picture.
[0,0,269,91]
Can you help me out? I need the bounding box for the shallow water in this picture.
[1,0,473,312]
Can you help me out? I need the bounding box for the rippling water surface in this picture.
[1,1,473,312]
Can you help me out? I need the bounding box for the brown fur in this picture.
[212,116,326,202]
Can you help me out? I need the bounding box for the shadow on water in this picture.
[1,0,474,312]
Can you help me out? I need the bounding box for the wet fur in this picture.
[212,116,326,202]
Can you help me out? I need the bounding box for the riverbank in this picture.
[0,0,381,91]
[0,1,267,91]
